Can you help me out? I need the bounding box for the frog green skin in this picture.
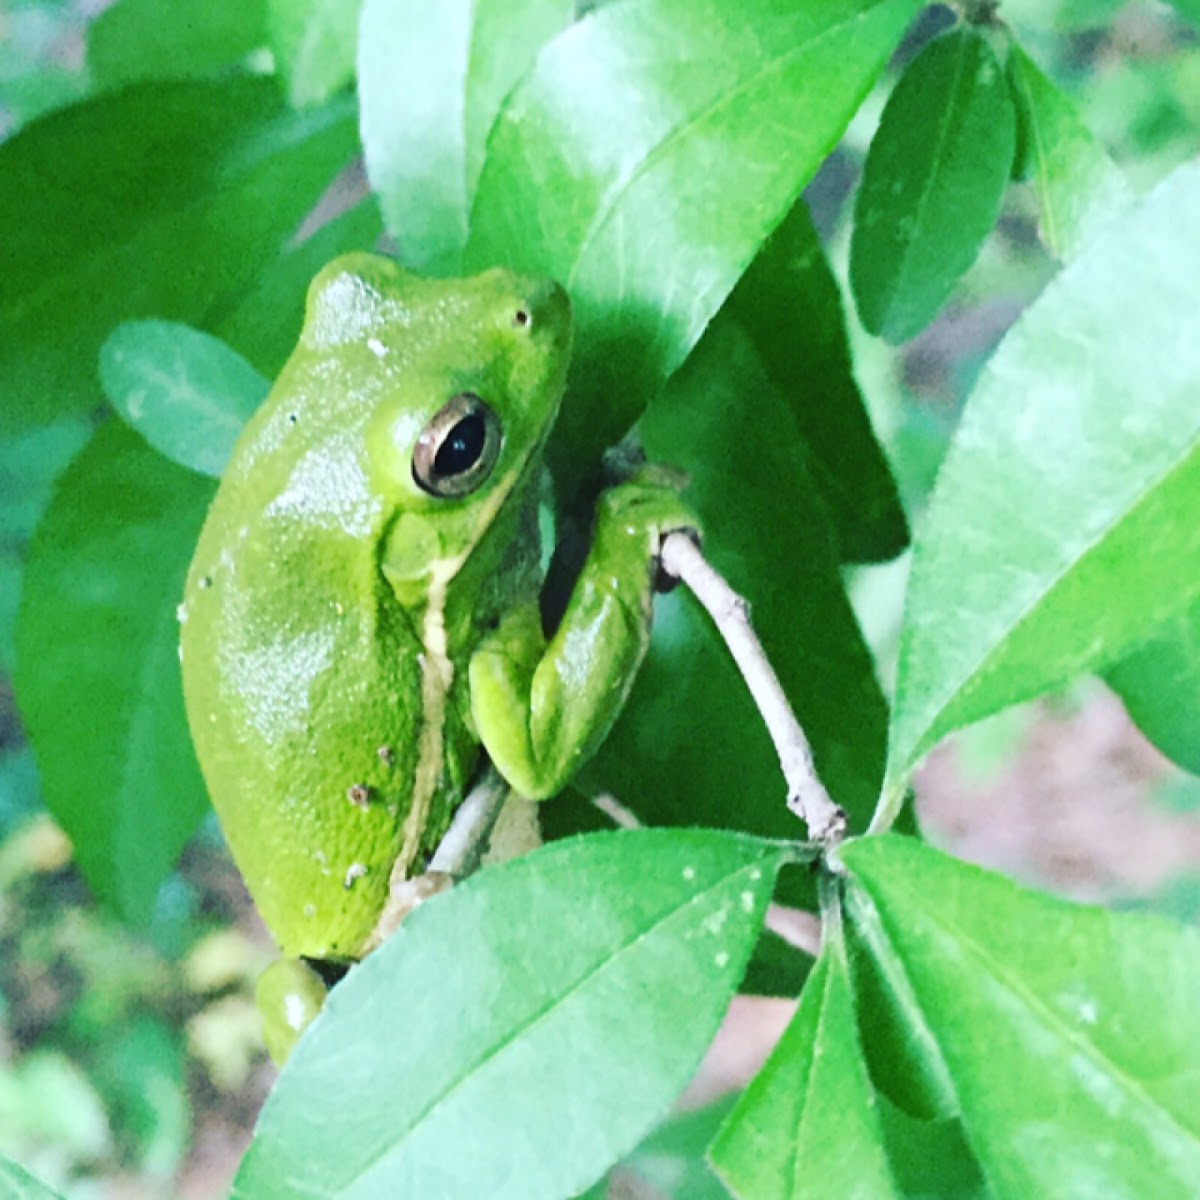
[179,253,696,1061]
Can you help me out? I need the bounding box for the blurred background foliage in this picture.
[0,0,1197,1196]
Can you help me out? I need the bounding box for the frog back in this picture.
[180,353,478,961]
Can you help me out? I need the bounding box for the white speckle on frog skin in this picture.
[748,868,762,882]
[367,337,388,359]
[264,434,375,537]
[715,951,729,969]
[284,991,311,1030]
[176,602,187,623]
[740,891,755,913]
[682,866,695,881]
[303,903,316,918]
[344,863,368,890]
[231,626,337,744]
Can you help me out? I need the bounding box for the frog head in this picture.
[298,253,572,607]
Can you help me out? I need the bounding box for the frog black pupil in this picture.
[436,413,486,477]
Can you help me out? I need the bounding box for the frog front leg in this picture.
[469,477,698,798]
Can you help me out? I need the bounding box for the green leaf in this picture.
[0,417,91,672]
[100,320,269,478]
[14,422,215,924]
[886,158,1200,793]
[1106,593,1200,775]
[0,748,42,836]
[843,884,993,1199]
[0,78,356,436]
[0,3,91,129]
[842,835,1200,1200]
[211,199,384,375]
[710,920,899,1199]
[740,925,813,998]
[610,1098,738,1200]
[1162,0,1200,33]
[267,0,360,108]
[235,830,783,1200]
[0,66,90,133]
[1006,43,1132,262]
[467,0,923,477]
[850,26,1017,343]
[87,0,267,89]
[93,1017,189,1178]
[589,317,890,853]
[0,1158,66,1200]
[723,199,908,563]
[359,0,573,276]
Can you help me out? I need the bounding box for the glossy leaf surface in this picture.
[844,886,993,1199]
[1007,43,1132,261]
[14,423,214,924]
[843,835,1200,1200]
[0,78,356,435]
[710,923,899,1199]
[887,158,1200,791]
[724,200,907,563]
[468,0,923,475]
[360,0,573,275]
[100,320,269,478]
[850,26,1016,343]
[235,830,783,1199]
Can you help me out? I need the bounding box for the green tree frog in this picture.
[179,253,697,1061]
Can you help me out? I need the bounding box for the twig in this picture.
[590,791,642,829]
[659,532,847,845]
[765,904,822,957]
[428,767,510,878]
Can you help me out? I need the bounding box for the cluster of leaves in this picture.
[2,0,1199,1196]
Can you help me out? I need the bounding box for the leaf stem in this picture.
[659,532,847,846]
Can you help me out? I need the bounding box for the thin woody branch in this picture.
[659,532,847,845]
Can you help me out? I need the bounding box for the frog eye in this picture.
[412,392,503,498]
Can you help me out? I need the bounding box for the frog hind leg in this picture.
[256,956,335,1064]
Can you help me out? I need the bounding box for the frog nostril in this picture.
[522,279,570,338]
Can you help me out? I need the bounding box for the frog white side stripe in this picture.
[397,569,453,875]
[388,463,524,889]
